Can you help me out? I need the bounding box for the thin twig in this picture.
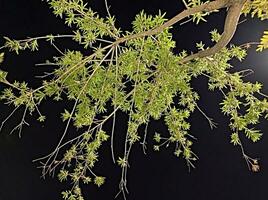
[105,0,112,19]
[51,42,64,55]
[0,106,20,133]
[35,72,55,79]
[9,106,29,138]
[39,47,115,177]
[195,103,217,129]
[141,123,149,155]
[111,45,118,163]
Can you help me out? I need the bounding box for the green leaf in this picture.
[58,169,69,182]
[117,157,127,168]
[153,145,160,151]
[230,133,240,145]
[153,132,161,143]
[0,70,8,82]
[30,39,38,51]
[245,129,262,142]
[0,53,4,64]
[62,109,72,122]
[61,191,70,200]
[82,176,92,184]
[174,149,182,157]
[46,34,55,44]
[37,115,46,122]
[94,176,105,187]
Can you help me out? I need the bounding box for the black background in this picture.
[0,0,268,200]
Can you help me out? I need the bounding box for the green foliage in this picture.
[48,0,120,47]
[182,0,219,24]
[231,133,240,145]
[257,31,268,51]
[1,0,268,199]
[94,176,105,187]
[117,157,127,168]
[3,37,39,53]
[243,0,268,20]
[58,169,69,182]
[0,52,4,64]
[153,133,161,143]
[61,186,84,200]
[0,70,8,83]
[132,10,167,33]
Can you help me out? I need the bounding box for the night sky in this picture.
[0,0,268,200]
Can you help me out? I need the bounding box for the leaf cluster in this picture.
[1,0,268,199]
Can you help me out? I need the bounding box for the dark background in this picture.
[0,0,268,200]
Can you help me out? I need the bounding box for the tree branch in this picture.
[115,0,230,45]
[181,0,248,63]
[113,0,247,64]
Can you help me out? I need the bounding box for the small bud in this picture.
[251,164,260,172]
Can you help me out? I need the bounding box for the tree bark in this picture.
[114,0,248,63]
[181,0,248,63]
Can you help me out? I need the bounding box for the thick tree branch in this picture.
[181,0,248,63]
[113,0,247,63]
[115,0,230,45]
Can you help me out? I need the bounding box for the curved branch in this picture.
[115,0,230,44]
[113,0,248,64]
[181,0,247,63]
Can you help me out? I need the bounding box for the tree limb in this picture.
[181,0,248,63]
[114,0,248,64]
[115,0,230,45]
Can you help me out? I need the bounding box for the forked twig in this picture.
[195,103,217,129]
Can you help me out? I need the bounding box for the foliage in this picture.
[243,0,268,52]
[182,0,219,24]
[243,0,268,20]
[257,31,268,51]
[1,0,268,199]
